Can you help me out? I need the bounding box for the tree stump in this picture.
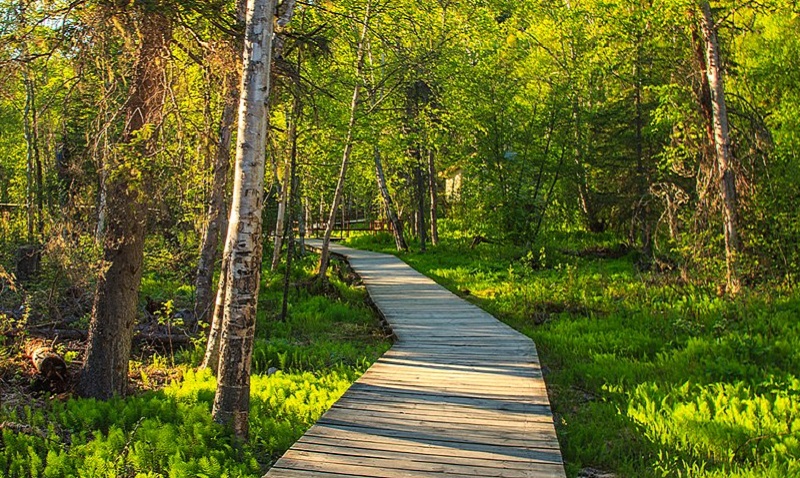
[15,244,41,282]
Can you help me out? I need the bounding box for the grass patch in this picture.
[344,230,800,478]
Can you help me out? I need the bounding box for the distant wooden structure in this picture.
[309,219,394,237]
[265,241,566,478]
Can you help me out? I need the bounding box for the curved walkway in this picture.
[265,241,566,478]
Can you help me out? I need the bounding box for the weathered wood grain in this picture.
[264,241,565,478]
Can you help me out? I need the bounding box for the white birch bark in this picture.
[211,0,276,438]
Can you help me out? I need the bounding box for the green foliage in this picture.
[0,244,389,477]
[352,230,800,477]
[628,379,800,475]
[0,367,358,477]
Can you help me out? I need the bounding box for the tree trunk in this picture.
[298,196,306,252]
[194,73,238,325]
[689,12,717,154]
[572,95,602,233]
[699,1,741,295]
[201,252,229,372]
[96,164,108,241]
[373,145,408,251]
[23,74,39,243]
[281,96,302,321]
[211,0,276,439]
[427,148,439,246]
[633,42,652,258]
[415,157,426,252]
[317,1,371,281]
[271,157,291,270]
[79,10,171,400]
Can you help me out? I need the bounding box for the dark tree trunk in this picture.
[79,10,171,399]
[633,39,652,258]
[427,149,439,246]
[414,155,426,252]
[373,145,408,251]
[281,97,302,320]
[298,196,306,252]
[572,96,602,234]
[23,74,40,242]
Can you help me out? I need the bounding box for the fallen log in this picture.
[30,346,68,381]
[0,421,48,439]
[24,340,69,393]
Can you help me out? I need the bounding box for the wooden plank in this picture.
[280,449,565,478]
[328,399,554,423]
[290,442,561,471]
[312,419,560,449]
[344,382,547,403]
[266,468,372,478]
[321,406,553,430]
[297,426,561,465]
[355,373,541,388]
[314,410,555,437]
[296,433,562,465]
[336,388,551,412]
[274,455,566,478]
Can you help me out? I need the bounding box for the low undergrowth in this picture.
[345,230,800,478]
[0,251,390,477]
[0,368,356,477]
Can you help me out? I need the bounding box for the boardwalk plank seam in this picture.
[264,241,565,478]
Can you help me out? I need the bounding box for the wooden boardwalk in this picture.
[265,241,565,478]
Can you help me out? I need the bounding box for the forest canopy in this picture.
[1,0,798,286]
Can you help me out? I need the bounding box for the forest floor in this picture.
[1,230,798,478]
[0,253,390,477]
[344,231,800,478]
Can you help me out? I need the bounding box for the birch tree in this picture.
[365,37,408,252]
[271,157,291,271]
[373,145,408,251]
[211,0,282,437]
